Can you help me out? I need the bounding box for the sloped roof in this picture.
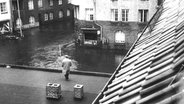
[93,0,184,104]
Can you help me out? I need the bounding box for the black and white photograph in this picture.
[0,0,184,104]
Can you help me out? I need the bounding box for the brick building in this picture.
[12,0,75,29]
[72,0,162,49]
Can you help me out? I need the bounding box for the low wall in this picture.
[0,63,111,77]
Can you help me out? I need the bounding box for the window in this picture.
[0,2,7,14]
[29,16,35,25]
[44,13,48,21]
[16,18,22,27]
[122,9,129,21]
[115,31,125,43]
[49,0,53,6]
[38,0,43,8]
[111,9,118,21]
[28,0,34,10]
[85,8,94,21]
[59,10,63,18]
[90,15,94,21]
[49,13,53,20]
[58,0,62,5]
[67,9,70,16]
[139,9,148,22]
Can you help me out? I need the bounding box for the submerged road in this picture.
[0,22,126,73]
[0,67,109,104]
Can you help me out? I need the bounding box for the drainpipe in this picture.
[9,0,13,32]
[16,0,23,37]
[93,0,103,45]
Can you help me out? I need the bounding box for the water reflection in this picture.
[73,48,126,73]
[0,22,127,73]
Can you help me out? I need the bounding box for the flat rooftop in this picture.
[0,67,109,104]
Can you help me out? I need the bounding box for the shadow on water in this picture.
[0,21,127,73]
[72,47,127,73]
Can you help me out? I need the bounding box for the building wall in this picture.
[95,0,138,21]
[97,21,146,49]
[0,0,11,21]
[71,0,94,20]
[38,3,74,25]
[12,0,75,29]
[72,0,158,22]
[72,0,158,49]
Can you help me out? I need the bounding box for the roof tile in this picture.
[93,0,184,103]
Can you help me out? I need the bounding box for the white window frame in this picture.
[38,0,43,8]
[115,31,125,43]
[85,8,94,21]
[49,12,54,20]
[0,2,7,14]
[29,16,35,25]
[44,13,48,21]
[59,10,63,18]
[122,9,129,22]
[49,0,53,6]
[111,9,118,21]
[28,0,34,10]
[58,0,62,5]
[16,18,22,27]
[90,14,94,21]
[139,9,148,22]
[67,9,70,16]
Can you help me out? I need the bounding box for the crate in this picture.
[74,84,84,99]
[46,83,61,99]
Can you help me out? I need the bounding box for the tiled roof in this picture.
[93,0,184,104]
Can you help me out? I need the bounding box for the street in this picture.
[0,22,126,73]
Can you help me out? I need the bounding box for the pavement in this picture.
[0,67,110,104]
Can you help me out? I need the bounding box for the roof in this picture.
[93,0,184,104]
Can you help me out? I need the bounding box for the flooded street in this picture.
[0,22,127,73]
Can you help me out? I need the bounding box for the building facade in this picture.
[73,0,158,22]
[72,0,161,49]
[0,0,12,35]
[12,0,75,29]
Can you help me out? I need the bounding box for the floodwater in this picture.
[0,21,127,73]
